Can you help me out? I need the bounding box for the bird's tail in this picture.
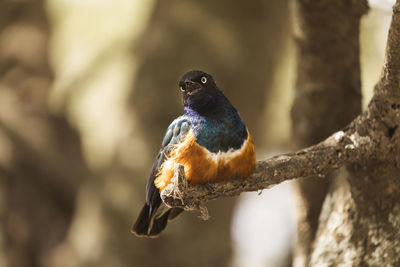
[131,204,168,238]
[131,204,183,238]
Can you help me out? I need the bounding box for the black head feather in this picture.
[178,70,226,115]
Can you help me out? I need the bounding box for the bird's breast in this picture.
[154,129,256,190]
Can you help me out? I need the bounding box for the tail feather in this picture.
[148,211,170,237]
[131,204,151,237]
[131,204,172,238]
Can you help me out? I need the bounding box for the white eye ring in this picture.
[201,76,207,84]
[180,86,185,92]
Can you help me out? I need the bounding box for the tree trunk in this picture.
[290,0,367,265]
[311,3,400,264]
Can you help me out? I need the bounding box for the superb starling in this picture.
[131,70,256,237]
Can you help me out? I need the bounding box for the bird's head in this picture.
[178,70,222,114]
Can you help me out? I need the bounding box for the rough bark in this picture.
[290,0,367,265]
[0,1,89,267]
[311,2,400,265]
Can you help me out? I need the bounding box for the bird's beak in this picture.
[184,80,201,95]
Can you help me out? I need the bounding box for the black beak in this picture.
[183,80,201,93]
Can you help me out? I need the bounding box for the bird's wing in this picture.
[145,116,191,217]
[132,116,191,237]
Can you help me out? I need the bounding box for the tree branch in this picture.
[161,115,375,215]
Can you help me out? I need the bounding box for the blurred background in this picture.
[0,0,392,266]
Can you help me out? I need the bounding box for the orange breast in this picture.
[154,129,256,191]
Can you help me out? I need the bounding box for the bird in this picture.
[131,70,256,237]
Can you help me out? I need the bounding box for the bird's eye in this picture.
[180,86,185,92]
[201,77,207,84]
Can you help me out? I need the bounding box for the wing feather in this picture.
[132,116,189,237]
